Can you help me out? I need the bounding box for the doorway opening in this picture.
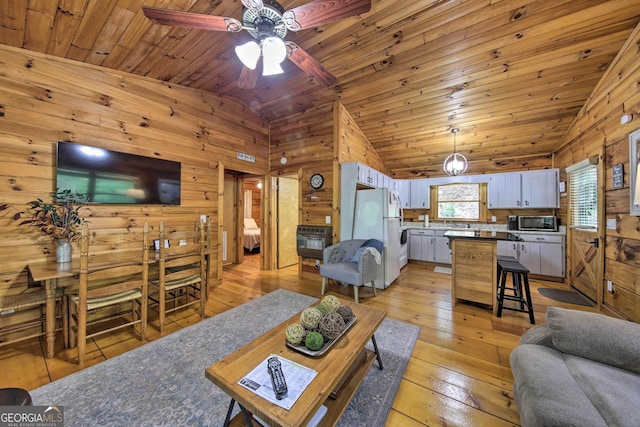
[222,172,263,267]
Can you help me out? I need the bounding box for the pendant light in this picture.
[443,128,468,176]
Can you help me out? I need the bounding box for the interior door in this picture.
[568,153,603,303]
[277,176,299,268]
[570,228,600,300]
[223,175,238,265]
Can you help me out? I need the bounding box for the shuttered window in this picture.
[569,164,597,228]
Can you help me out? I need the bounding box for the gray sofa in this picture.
[510,307,640,426]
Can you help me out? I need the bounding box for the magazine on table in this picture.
[238,354,317,410]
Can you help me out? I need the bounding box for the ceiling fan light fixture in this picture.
[261,36,287,76]
[443,128,468,176]
[235,40,261,69]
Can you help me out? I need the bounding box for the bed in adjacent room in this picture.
[243,217,260,251]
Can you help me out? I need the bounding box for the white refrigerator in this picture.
[352,188,401,288]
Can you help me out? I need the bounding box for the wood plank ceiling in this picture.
[2,0,640,178]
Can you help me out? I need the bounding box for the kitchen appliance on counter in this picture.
[353,188,401,288]
[518,215,558,232]
[507,215,519,230]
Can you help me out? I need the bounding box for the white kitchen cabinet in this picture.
[394,180,411,208]
[487,169,559,209]
[408,229,451,264]
[357,164,378,187]
[379,173,393,190]
[409,179,430,208]
[408,229,434,261]
[521,169,559,208]
[517,242,541,275]
[497,233,564,277]
[487,174,503,209]
[433,234,452,264]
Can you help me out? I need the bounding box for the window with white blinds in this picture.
[569,164,597,228]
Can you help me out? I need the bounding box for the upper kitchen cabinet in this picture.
[488,169,559,209]
[394,180,411,208]
[409,179,431,208]
[521,169,559,208]
[356,163,379,187]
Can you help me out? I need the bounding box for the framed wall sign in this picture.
[612,163,624,189]
[629,129,640,216]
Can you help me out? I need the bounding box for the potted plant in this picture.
[1,189,87,263]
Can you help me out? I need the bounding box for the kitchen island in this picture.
[444,230,522,315]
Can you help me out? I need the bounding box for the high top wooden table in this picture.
[205,299,386,427]
[28,260,80,358]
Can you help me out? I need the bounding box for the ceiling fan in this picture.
[142,0,371,89]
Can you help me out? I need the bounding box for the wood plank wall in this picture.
[0,45,269,307]
[270,102,335,275]
[555,22,640,322]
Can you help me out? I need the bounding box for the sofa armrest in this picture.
[519,324,555,348]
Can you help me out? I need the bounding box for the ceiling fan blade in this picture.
[286,42,337,87]
[238,66,260,89]
[283,0,371,31]
[142,6,242,32]
[241,0,264,11]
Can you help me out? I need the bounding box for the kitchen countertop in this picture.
[402,222,566,235]
[443,230,523,241]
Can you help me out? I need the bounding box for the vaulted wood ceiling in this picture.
[2,0,640,177]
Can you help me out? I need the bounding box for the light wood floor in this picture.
[1,255,596,426]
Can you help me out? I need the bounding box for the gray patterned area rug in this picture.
[31,289,419,426]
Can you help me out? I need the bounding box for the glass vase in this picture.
[56,239,72,263]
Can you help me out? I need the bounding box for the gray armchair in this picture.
[319,239,379,303]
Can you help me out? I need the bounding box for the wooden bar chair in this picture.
[69,222,149,365]
[149,220,206,333]
[0,288,64,349]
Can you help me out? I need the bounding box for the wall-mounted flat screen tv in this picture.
[56,141,181,205]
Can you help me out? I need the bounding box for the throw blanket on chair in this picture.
[351,239,384,264]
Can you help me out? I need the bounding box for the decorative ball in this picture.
[336,305,354,323]
[315,302,331,314]
[318,312,346,340]
[321,295,341,312]
[285,323,306,345]
[300,307,323,329]
[305,331,325,351]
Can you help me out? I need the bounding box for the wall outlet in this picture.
[606,218,616,230]
[200,214,207,223]
[326,216,331,224]
[418,215,425,220]
[179,239,187,246]
[315,259,320,269]
[491,215,496,222]
[607,280,614,293]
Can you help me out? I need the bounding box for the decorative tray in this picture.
[286,315,357,357]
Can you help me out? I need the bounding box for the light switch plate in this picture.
[491,216,496,222]
[325,216,331,224]
[607,280,614,293]
[418,215,425,220]
[606,218,616,230]
[179,239,187,246]
[200,215,207,223]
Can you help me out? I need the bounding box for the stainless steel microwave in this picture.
[518,215,558,232]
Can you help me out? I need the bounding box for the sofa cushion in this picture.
[564,353,640,426]
[510,344,607,427]
[546,307,640,374]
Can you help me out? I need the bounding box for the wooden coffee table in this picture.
[205,298,386,427]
